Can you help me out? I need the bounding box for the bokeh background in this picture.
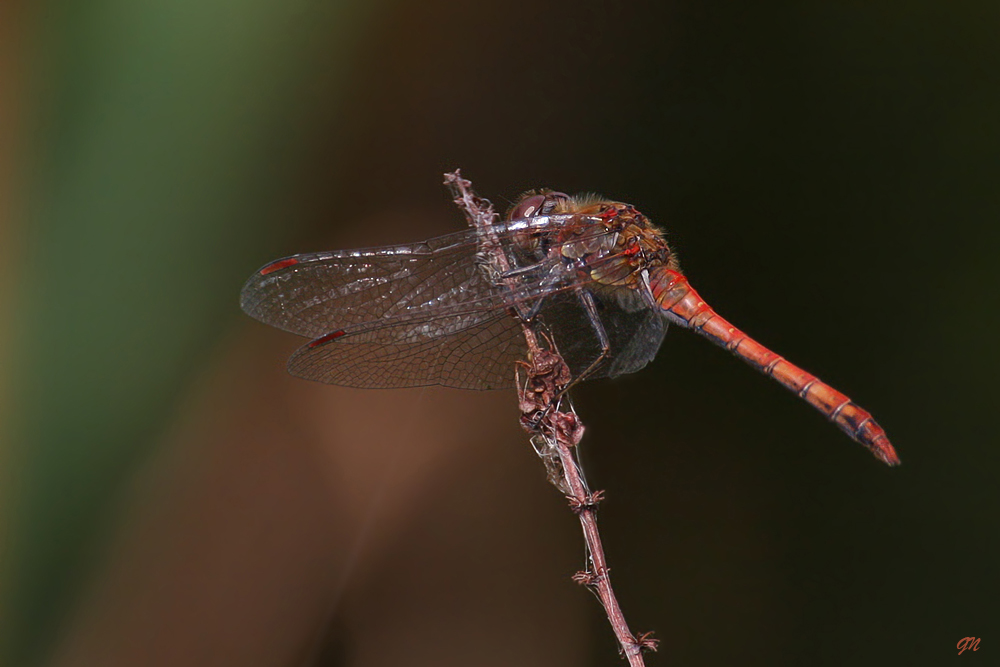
[2,1,997,665]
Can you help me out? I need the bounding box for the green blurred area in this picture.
[3,0,374,663]
[2,1,998,665]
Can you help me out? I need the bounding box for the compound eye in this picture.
[509,191,570,220]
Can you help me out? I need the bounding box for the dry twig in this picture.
[444,171,658,665]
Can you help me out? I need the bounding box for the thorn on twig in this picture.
[633,631,660,653]
[619,631,659,658]
[568,489,606,514]
[571,565,608,587]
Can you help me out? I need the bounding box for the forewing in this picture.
[240,216,623,340]
[240,230,486,339]
[286,312,527,390]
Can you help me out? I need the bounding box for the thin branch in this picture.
[445,171,658,665]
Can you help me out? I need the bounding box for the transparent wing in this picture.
[287,311,527,390]
[286,267,664,391]
[240,229,485,339]
[244,214,653,390]
[239,214,620,339]
[534,287,668,381]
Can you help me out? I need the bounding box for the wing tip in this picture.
[239,256,301,319]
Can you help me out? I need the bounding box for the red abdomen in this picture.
[650,269,899,466]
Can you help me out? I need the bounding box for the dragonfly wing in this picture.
[596,286,668,377]
[533,286,667,381]
[240,230,488,339]
[240,216,622,340]
[287,312,528,390]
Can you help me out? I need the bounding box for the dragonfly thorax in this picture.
[507,192,681,290]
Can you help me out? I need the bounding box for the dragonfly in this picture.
[241,181,899,466]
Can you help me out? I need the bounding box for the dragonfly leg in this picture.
[509,269,566,322]
[513,296,547,322]
[557,289,610,396]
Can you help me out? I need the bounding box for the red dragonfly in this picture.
[241,180,899,466]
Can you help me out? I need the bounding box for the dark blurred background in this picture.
[2,1,997,666]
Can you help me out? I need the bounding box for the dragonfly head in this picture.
[506,189,571,221]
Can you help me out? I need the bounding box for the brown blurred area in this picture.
[44,327,587,667]
[3,1,999,666]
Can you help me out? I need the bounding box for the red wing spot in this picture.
[260,257,299,275]
[308,330,346,348]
